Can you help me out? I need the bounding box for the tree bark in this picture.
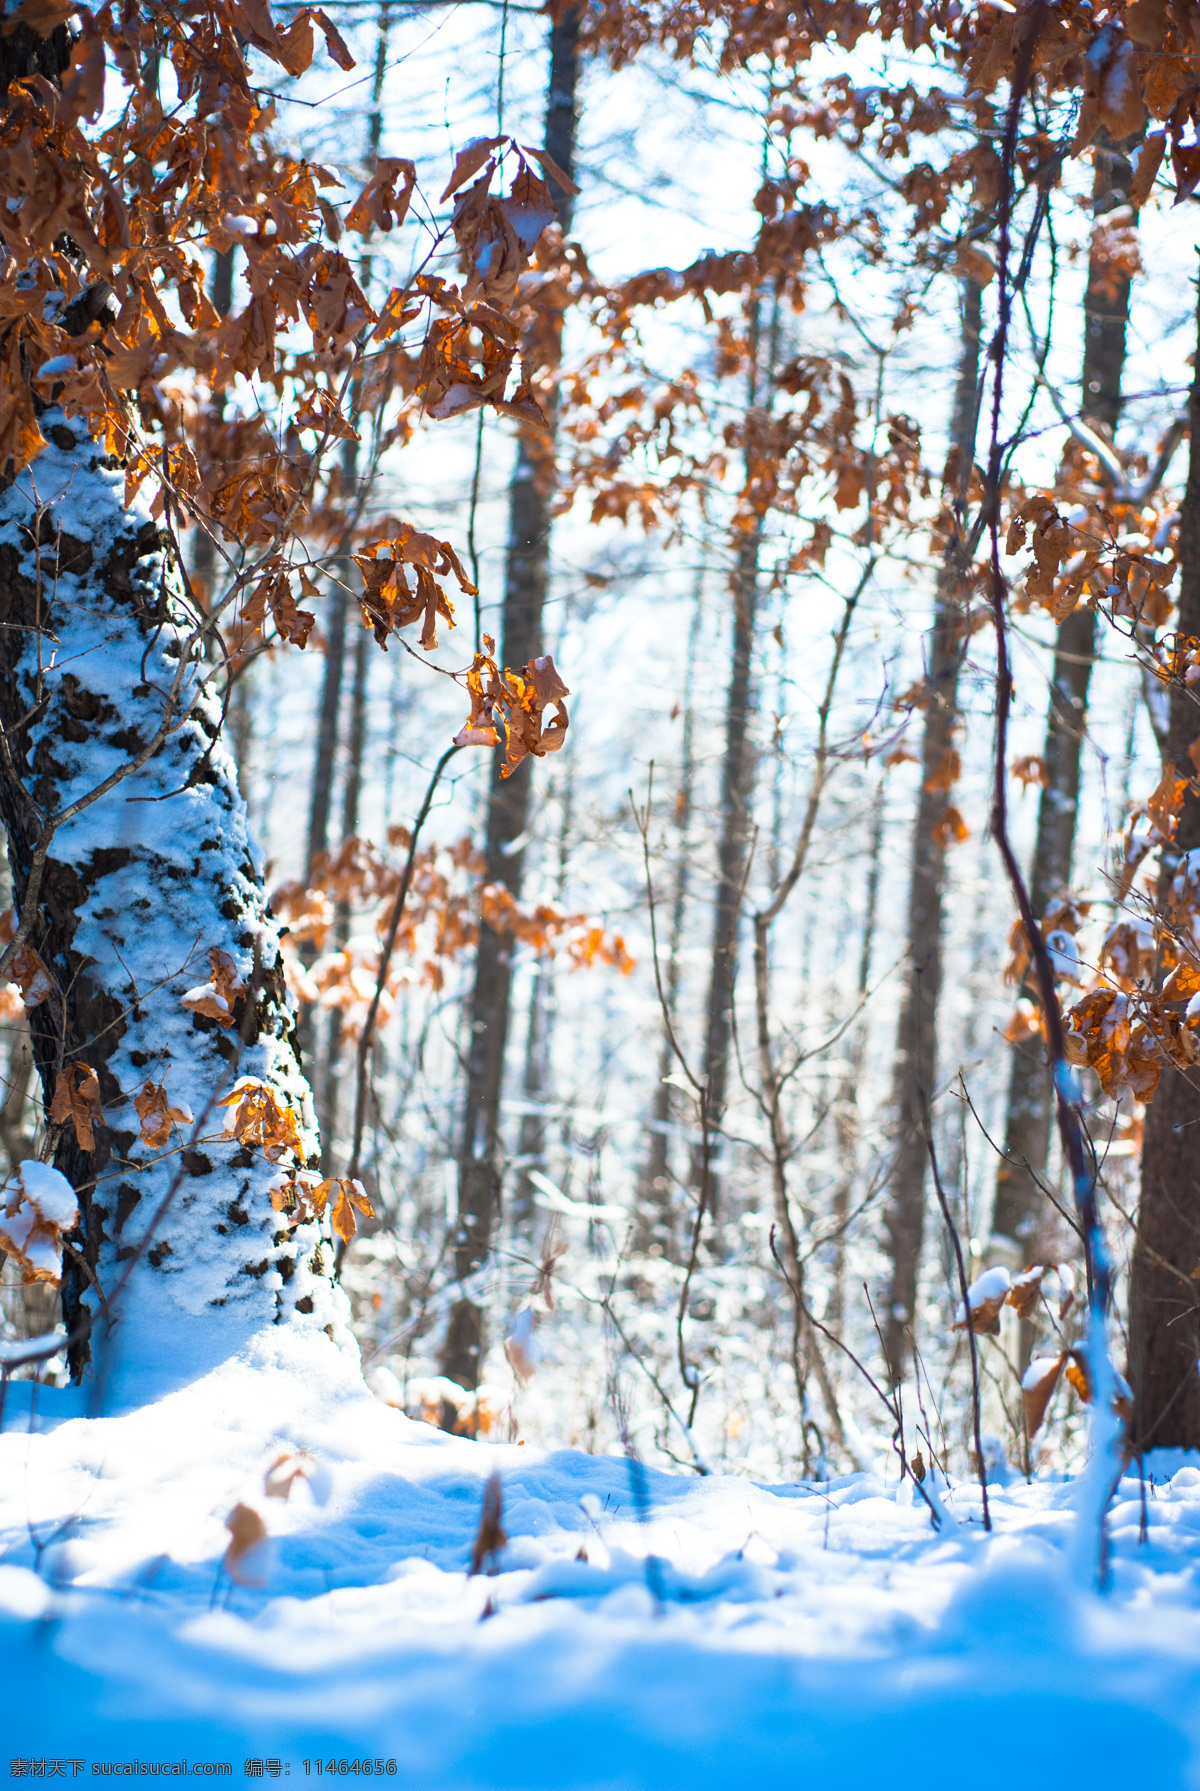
[1127,281,1200,1453]
[687,527,760,1219]
[636,574,703,1258]
[827,785,884,1337]
[0,393,343,1383]
[510,750,574,1236]
[440,8,580,1391]
[882,273,983,1386]
[992,146,1134,1260]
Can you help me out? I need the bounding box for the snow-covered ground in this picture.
[3,1332,1200,1787]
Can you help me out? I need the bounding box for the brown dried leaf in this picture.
[1006,1264,1048,1320]
[1012,754,1048,790]
[347,159,417,234]
[134,1081,192,1151]
[49,1062,102,1153]
[1065,1351,1092,1404]
[1131,131,1168,209]
[520,143,579,197]
[931,805,969,850]
[0,1160,78,1288]
[308,6,355,70]
[180,947,246,1029]
[330,1177,374,1244]
[217,1078,305,1163]
[440,137,503,203]
[953,1266,1011,1336]
[9,943,53,1010]
[1022,1354,1066,1439]
[924,748,961,793]
[223,1502,269,1586]
[1147,762,1189,836]
[264,1449,329,1503]
[469,1471,507,1575]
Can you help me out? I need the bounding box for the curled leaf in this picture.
[218,1078,305,1163]
[0,1160,78,1287]
[180,948,246,1029]
[49,1062,103,1152]
[953,1265,1011,1335]
[223,1502,269,1586]
[1022,1354,1066,1438]
[264,1449,332,1504]
[8,942,53,1010]
[134,1081,193,1151]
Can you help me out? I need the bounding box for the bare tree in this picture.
[442,9,581,1390]
[882,272,984,1385]
[991,145,1135,1273]
[1127,279,1200,1453]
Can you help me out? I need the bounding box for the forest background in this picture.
[2,0,1198,1495]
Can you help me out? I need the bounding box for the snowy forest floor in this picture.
[4,1332,1200,1788]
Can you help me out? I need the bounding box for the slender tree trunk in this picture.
[686,277,784,1218]
[299,447,350,1071]
[1127,281,1200,1452]
[0,394,341,1382]
[636,573,703,1258]
[319,624,370,1170]
[510,748,574,1235]
[441,8,580,1390]
[992,146,1134,1261]
[190,250,255,784]
[827,784,884,1336]
[882,274,983,1386]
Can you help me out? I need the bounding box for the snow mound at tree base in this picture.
[3,1332,1200,1787]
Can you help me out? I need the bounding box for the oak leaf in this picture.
[1006,1264,1049,1320]
[49,1062,103,1153]
[1147,762,1189,837]
[440,137,503,203]
[953,1265,1011,1335]
[134,1081,194,1151]
[8,942,53,1010]
[181,948,246,1029]
[520,143,579,197]
[327,1177,374,1243]
[218,1078,305,1163]
[0,1160,78,1288]
[1022,1354,1066,1439]
[347,158,417,234]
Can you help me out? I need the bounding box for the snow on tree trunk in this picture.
[0,390,347,1385]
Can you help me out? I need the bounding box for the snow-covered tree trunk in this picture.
[0,389,347,1385]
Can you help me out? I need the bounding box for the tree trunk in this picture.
[882,273,983,1386]
[687,526,760,1220]
[636,573,703,1258]
[827,784,884,1336]
[0,396,343,1385]
[992,146,1134,1261]
[1127,281,1200,1453]
[510,750,574,1236]
[318,622,370,1171]
[441,7,580,1391]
